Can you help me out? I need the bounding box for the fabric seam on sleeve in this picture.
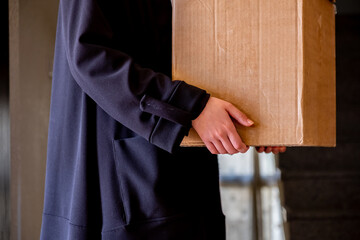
[148,81,183,143]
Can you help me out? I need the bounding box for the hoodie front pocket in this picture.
[112,136,191,225]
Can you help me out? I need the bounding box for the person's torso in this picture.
[99,0,173,76]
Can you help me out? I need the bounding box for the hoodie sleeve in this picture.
[58,0,209,153]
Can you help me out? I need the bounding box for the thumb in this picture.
[225,104,254,127]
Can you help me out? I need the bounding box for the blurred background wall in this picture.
[8,0,58,239]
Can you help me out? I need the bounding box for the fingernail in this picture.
[247,119,254,125]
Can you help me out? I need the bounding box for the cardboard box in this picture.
[173,0,336,147]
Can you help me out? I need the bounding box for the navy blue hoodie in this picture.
[40,0,225,239]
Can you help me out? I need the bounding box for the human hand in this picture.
[192,97,253,155]
[255,146,286,154]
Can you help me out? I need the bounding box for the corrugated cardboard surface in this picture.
[172,0,336,147]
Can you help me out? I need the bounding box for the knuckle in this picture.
[224,122,234,131]
[206,132,217,141]
[216,130,227,139]
[203,136,212,142]
[209,133,217,141]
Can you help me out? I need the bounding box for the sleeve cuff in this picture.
[148,81,210,153]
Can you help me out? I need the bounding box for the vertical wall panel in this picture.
[9,0,58,239]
